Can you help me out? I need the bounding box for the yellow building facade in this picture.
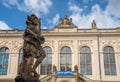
[0,17,120,82]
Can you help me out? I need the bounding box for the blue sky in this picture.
[0,0,120,30]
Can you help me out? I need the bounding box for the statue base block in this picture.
[15,76,41,82]
[24,79,41,82]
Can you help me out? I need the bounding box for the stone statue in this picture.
[59,15,73,25]
[91,20,97,29]
[63,15,69,25]
[74,65,78,72]
[15,14,46,82]
[53,65,57,72]
[68,18,73,25]
[59,18,63,25]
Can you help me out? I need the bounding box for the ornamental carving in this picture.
[0,40,23,53]
[100,40,120,52]
[78,40,93,49]
[79,40,93,45]
[59,15,73,25]
[117,41,120,51]
[12,40,23,53]
[42,40,54,47]
[101,40,116,45]
[0,40,8,46]
[101,40,120,52]
[59,40,73,45]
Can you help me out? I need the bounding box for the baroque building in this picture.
[0,15,120,82]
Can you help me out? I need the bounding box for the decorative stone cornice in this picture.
[0,28,120,37]
[1,32,120,38]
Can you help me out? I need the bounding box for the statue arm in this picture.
[26,28,38,38]
[26,28,42,43]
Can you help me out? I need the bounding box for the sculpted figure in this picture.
[53,65,57,72]
[59,15,73,25]
[59,18,63,25]
[68,18,73,25]
[74,65,78,72]
[63,15,69,25]
[20,14,46,80]
[91,20,96,29]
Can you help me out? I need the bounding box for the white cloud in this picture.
[42,26,48,29]
[46,14,60,28]
[1,0,52,17]
[0,21,12,30]
[68,0,120,28]
[106,0,120,18]
[1,0,19,8]
[41,14,60,29]
[69,4,83,14]
[21,0,52,16]
[52,14,60,25]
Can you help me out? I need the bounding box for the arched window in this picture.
[0,47,9,75]
[18,48,23,74]
[60,46,72,71]
[80,46,92,75]
[103,46,116,75]
[41,47,52,75]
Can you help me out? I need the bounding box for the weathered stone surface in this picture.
[15,14,46,82]
[0,79,15,82]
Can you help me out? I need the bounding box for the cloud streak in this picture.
[1,0,52,17]
[21,0,52,16]
[0,0,120,29]
[69,0,120,28]
[46,13,60,29]
[0,21,12,30]
[106,0,120,18]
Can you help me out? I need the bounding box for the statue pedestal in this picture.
[15,76,41,82]
[24,79,41,82]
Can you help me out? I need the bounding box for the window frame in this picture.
[0,47,9,75]
[60,46,72,71]
[80,46,92,75]
[40,46,52,75]
[103,46,117,75]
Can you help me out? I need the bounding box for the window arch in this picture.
[41,46,52,75]
[103,46,116,75]
[60,46,72,71]
[0,47,9,75]
[80,46,92,75]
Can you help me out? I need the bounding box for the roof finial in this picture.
[91,20,97,29]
